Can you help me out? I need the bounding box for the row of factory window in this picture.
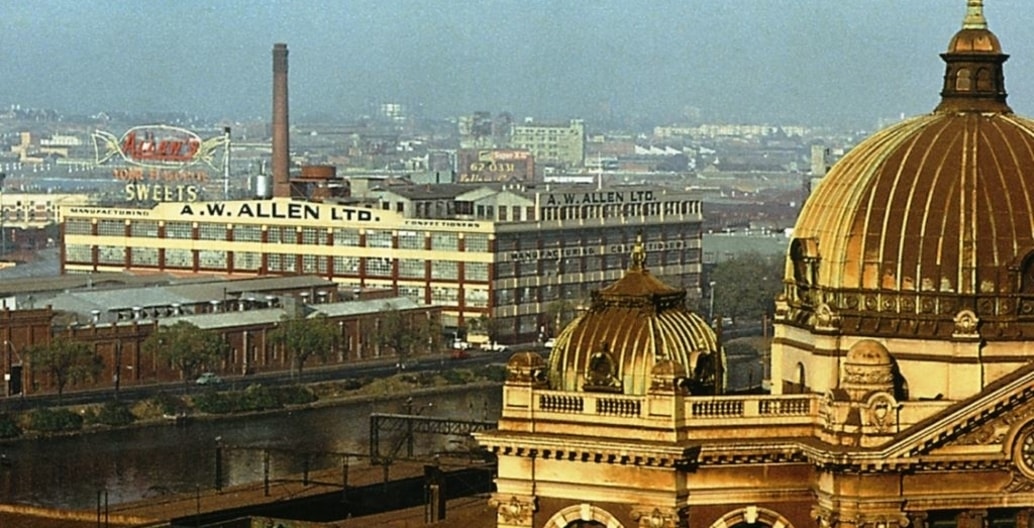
[494,224,700,253]
[1,209,57,221]
[494,248,698,279]
[407,202,536,222]
[66,219,491,252]
[71,245,697,286]
[539,200,697,221]
[68,245,492,280]
[77,246,694,278]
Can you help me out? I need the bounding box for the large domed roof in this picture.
[548,236,721,395]
[785,0,1034,339]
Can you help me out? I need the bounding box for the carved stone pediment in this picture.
[877,363,1034,475]
[952,399,1034,447]
[821,363,1034,471]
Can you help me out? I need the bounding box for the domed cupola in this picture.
[936,0,1010,113]
[783,0,1034,343]
[547,235,722,395]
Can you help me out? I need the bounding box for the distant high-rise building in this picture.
[508,119,586,169]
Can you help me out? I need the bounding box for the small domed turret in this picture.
[841,340,895,402]
[548,234,723,395]
[947,0,1000,53]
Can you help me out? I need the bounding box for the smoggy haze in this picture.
[3,0,1033,128]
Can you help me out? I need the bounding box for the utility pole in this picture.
[0,173,6,258]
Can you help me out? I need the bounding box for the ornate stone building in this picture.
[476,3,1034,528]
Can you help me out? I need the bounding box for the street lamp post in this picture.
[0,339,17,397]
[0,172,6,259]
[114,339,122,399]
[708,280,717,325]
[2,340,10,398]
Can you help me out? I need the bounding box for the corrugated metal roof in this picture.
[160,308,289,330]
[0,272,178,296]
[312,296,420,318]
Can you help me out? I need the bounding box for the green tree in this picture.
[474,314,502,344]
[269,313,337,377]
[375,305,433,364]
[709,251,784,323]
[25,336,103,401]
[143,321,228,386]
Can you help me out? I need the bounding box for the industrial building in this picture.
[59,182,703,341]
[57,43,704,342]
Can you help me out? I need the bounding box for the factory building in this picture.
[60,182,702,341]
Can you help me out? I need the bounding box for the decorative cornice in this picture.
[478,433,699,469]
[781,285,1034,341]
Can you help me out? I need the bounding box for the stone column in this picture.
[956,510,987,528]
[813,506,910,528]
[907,512,928,528]
[1016,509,1033,528]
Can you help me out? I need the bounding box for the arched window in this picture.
[789,238,818,300]
[709,506,796,528]
[1021,250,1034,293]
[955,68,972,91]
[790,239,808,285]
[796,362,807,393]
[975,67,994,91]
[543,504,624,528]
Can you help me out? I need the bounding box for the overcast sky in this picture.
[3,1,1032,128]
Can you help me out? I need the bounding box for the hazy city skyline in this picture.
[4,0,1033,128]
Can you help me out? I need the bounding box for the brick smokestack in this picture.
[272,43,290,198]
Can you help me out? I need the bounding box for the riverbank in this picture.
[0,377,505,513]
[0,364,506,444]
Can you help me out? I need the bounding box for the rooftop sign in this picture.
[91,125,229,203]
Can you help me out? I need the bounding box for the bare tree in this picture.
[142,321,228,386]
[269,313,337,377]
[25,336,103,401]
[375,304,429,365]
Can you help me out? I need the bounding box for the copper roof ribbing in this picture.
[795,112,1034,293]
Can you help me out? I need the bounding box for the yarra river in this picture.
[0,386,502,510]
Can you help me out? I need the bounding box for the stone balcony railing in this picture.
[501,386,821,442]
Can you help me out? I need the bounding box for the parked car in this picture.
[543,338,557,349]
[451,339,471,350]
[195,372,223,385]
[480,342,510,353]
[450,349,470,360]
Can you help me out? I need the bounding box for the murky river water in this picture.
[0,387,502,510]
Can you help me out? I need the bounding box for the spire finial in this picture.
[630,232,646,271]
[962,0,987,30]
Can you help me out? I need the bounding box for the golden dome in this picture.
[947,1,1001,53]
[948,28,1001,54]
[784,1,1034,340]
[547,235,721,395]
[844,339,892,367]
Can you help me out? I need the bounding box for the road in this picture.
[5,347,518,410]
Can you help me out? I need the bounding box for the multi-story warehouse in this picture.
[1,193,88,229]
[59,182,703,342]
[508,119,586,169]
